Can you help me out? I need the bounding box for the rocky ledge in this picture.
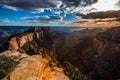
[0,50,69,80]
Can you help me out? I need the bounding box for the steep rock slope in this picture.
[61,27,120,80]
[9,27,62,51]
[93,27,120,79]
[94,27,120,60]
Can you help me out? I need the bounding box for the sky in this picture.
[0,0,120,26]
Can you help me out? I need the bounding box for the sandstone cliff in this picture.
[9,27,46,50]
[0,50,69,80]
[0,27,86,80]
[7,27,63,56]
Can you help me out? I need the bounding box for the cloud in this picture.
[82,10,120,19]
[3,5,17,11]
[62,0,98,7]
[0,0,62,13]
[1,0,120,20]
[0,19,11,23]
[20,16,63,23]
[0,0,98,13]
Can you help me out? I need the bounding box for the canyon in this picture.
[61,27,120,80]
[0,26,120,80]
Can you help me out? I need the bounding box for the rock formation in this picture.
[9,27,45,50]
[60,27,120,80]
[6,27,63,56]
[94,27,120,61]
[0,50,69,80]
[0,27,87,80]
[0,26,119,80]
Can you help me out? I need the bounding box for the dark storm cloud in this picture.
[21,16,63,23]
[1,0,120,20]
[62,0,98,7]
[0,0,99,12]
[82,10,120,19]
[0,0,62,12]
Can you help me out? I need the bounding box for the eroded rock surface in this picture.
[0,50,69,80]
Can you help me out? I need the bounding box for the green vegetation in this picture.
[0,56,19,79]
[20,39,41,55]
[20,38,54,55]
[62,61,87,80]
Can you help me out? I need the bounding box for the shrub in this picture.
[0,56,19,79]
[62,61,87,80]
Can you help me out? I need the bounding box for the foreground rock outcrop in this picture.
[0,50,69,80]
